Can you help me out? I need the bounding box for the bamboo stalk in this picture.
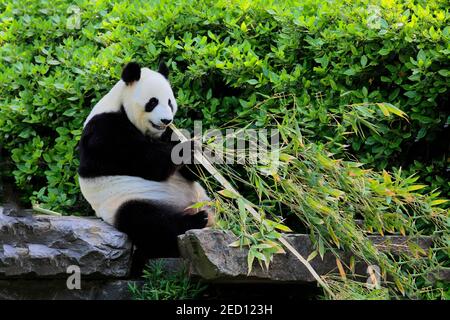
[170,124,335,298]
[32,203,62,216]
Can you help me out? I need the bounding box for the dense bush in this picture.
[0,0,448,213]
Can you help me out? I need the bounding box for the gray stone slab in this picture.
[178,228,435,283]
[0,279,141,300]
[0,206,132,278]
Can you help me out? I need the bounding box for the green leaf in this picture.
[315,55,329,68]
[406,184,427,192]
[430,199,449,206]
[416,128,427,140]
[265,220,293,232]
[343,69,356,76]
[47,59,60,65]
[360,55,368,67]
[388,88,400,100]
[417,49,426,62]
[307,250,318,262]
[186,201,211,209]
[394,278,405,295]
[378,48,391,55]
[377,103,389,117]
[438,69,449,77]
[240,21,248,32]
[376,103,408,119]
[237,198,247,223]
[229,237,251,247]
[218,189,239,199]
[251,249,267,262]
[318,238,325,260]
[247,250,255,275]
[404,91,418,98]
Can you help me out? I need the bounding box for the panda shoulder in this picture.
[81,112,129,148]
[84,112,126,133]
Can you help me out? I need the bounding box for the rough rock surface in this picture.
[0,279,142,300]
[178,228,434,283]
[0,206,132,278]
[0,257,184,300]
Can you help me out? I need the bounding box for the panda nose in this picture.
[160,119,172,125]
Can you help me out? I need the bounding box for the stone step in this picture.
[178,228,439,283]
[0,279,142,300]
[0,206,132,279]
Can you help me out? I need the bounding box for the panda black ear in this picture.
[158,60,169,79]
[121,62,141,85]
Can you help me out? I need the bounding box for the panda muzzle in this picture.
[149,120,167,131]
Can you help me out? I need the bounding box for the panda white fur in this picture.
[78,62,213,265]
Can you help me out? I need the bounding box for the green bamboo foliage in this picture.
[198,95,449,299]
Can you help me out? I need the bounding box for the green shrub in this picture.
[128,260,206,300]
[0,0,448,213]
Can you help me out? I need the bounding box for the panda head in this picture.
[120,61,177,137]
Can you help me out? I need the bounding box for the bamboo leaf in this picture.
[318,238,325,260]
[376,103,408,120]
[307,250,318,262]
[228,237,251,248]
[430,199,448,206]
[394,278,405,296]
[336,258,347,280]
[252,250,267,262]
[218,189,239,199]
[406,184,427,192]
[247,250,255,275]
[328,226,340,248]
[383,103,408,120]
[279,153,295,163]
[349,256,355,273]
[185,201,211,209]
[376,103,390,117]
[228,240,241,248]
[237,198,247,223]
[265,219,293,232]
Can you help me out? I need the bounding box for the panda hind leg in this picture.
[115,199,208,263]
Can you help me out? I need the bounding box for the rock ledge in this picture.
[0,206,132,278]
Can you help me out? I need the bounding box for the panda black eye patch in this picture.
[168,99,173,111]
[145,97,159,112]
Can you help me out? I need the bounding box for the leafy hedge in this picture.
[0,0,448,213]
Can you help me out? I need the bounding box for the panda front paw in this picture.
[181,210,209,231]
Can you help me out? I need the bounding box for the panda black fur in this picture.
[78,62,213,266]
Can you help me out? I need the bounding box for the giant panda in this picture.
[78,62,213,269]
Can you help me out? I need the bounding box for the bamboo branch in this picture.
[170,124,334,298]
[32,203,62,216]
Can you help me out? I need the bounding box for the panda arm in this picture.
[178,163,202,181]
[80,113,178,181]
[112,129,179,181]
[137,138,179,181]
[161,128,200,182]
